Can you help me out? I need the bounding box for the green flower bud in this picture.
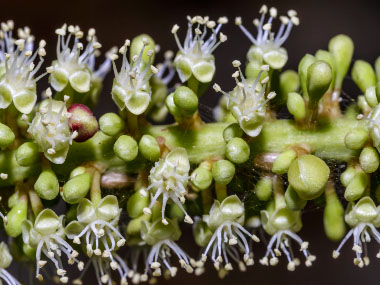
[225,137,250,164]
[358,95,371,115]
[5,197,27,237]
[344,170,368,202]
[315,50,335,91]
[15,142,40,166]
[169,204,185,220]
[139,134,160,162]
[278,70,300,104]
[127,191,149,218]
[223,123,243,143]
[285,185,307,211]
[324,186,345,241]
[0,123,15,148]
[114,135,138,162]
[0,242,12,268]
[34,169,59,200]
[245,61,268,80]
[288,155,330,200]
[328,35,354,90]
[254,176,272,201]
[69,166,87,179]
[126,214,151,236]
[212,159,236,186]
[191,166,213,191]
[130,34,155,69]
[307,60,332,104]
[287,92,306,120]
[340,166,356,187]
[165,93,182,117]
[352,60,377,93]
[375,56,380,82]
[298,54,316,98]
[173,86,198,116]
[99,113,125,137]
[193,218,212,247]
[344,128,368,150]
[365,86,378,107]
[62,173,92,204]
[272,149,297,175]
[359,146,379,173]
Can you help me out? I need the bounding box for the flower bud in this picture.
[16,142,40,166]
[113,135,138,162]
[307,60,332,104]
[0,242,12,269]
[68,104,98,142]
[344,128,368,150]
[225,137,250,164]
[169,204,185,220]
[139,135,160,162]
[344,170,368,202]
[99,113,125,137]
[5,197,27,237]
[130,34,156,69]
[127,191,149,218]
[340,166,356,187]
[212,160,235,186]
[254,176,272,201]
[285,185,307,211]
[364,86,378,107]
[287,92,306,121]
[69,166,87,179]
[165,93,182,117]
[0,123,15,148]
[62,173,92,204]
[245,61,268,80]
[328,34,354,90]
[191,166,213,191]
[278,70,300,104]
[359,146,379,173]
[358,95,371,115]
[288,155,330,200]
[315,50,335,91]
[34,169,59,200]
[173,86,198,116]
[298,54,316,98]
[375,56,380,82]
[324,186,345,241]
[223,123,243,143]
[126,214,151,236]
[272,149,297,175]
[351,60,377,93]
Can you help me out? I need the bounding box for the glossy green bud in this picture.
[62,173,92,204]
[127,191,149,218]
[130,34,155,68]
[307,60,332,104]
[315,50,335,90]
[114,135,138,162]
[359,147,380,173]
[298,54,316,98]
[139,135,160,162]
[0,123,15,148]
[324,187,345,241]
[254,176,272,201]
[126,214,151,236]
[272,149,297,175]
[225,137,250,164]
[278,70,300,103]
[285,185,307,211]
[245,60,268,79]
[8,191,20,208]
[357,95,371,114]
[5,197,27,237]
[165,93,182,117]
[340,166,356,187]
[288,154,330,200]
[344,170,368,202]
[69,166,87,179]
[212,160,235,186]
[375,56,380,82]
[173,86,198,116]
[169,204,185,220]
[191,166,213,191]
[328,35,354,90]
[287,92,306,120]
[365,86,378,107]
[223,123,243,143]
[34,169,59,200]
[99,113,125,137]
[15,142,39,166]
[352,60,377,93]
[344,128,368,150]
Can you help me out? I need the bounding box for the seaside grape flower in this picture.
[214,61,276,137]
[0,21,47,114]
[235,6,299,69]
[65,195,126,268]
[27,91,75,164]
[0,242,20,285]
[141,218,193,278]
[260,205,315,271]
[332,197,380,267]
[172,16,227,83]
[200,195,259,275]
[111,38,158,115]
[21,209,82,283]
[142,147,193,225]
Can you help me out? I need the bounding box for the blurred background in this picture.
[3,0,380,284]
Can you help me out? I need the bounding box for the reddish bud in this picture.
[68,104,98,142]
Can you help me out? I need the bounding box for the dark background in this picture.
[4,0,380,284]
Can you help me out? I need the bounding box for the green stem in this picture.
[90,169,102,207]
[215,183,227,202]
[187,76,199,95]
[273,175,285,210]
